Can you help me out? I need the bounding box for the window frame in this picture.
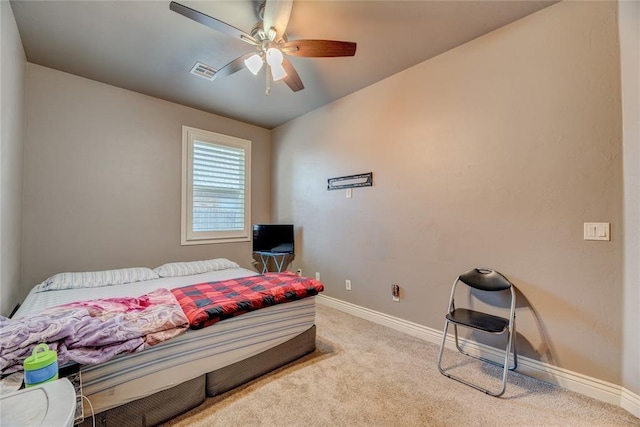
[181,126,252,245]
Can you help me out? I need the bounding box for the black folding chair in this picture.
[437,268,517,396]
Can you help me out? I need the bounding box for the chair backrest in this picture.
[458,268,512,292]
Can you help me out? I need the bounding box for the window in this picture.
[181,126,251,245]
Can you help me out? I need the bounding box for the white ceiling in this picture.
[10,0,557,129]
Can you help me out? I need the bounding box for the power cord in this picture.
[80,394,95,427]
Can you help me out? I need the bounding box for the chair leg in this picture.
[510,319,518,371]
[437,323,516,397]
[453,324,465,354]
[437,320,450,375]
[497,331,513,396]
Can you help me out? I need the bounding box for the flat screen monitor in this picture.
[252,224,294,254]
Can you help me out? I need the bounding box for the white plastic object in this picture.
[0,378,75,427]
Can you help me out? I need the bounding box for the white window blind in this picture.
[181,126,251,245]
[192,141,245,232]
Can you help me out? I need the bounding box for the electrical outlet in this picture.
[296,269,302,276]
[315,272,320,281]
[346,279,351,291]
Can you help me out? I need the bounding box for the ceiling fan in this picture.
[169,0,357,95]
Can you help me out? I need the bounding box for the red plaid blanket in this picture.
[170,272,324,329]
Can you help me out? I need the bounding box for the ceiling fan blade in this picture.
[263,0,293,40]
[170,1,257,45]
[282,40,357,58]
[281,58,304,92]
[213,53,253,80]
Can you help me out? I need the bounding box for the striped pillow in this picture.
[35,267,160,292]
[153,258,240,278]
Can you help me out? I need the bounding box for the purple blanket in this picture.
[0,288,188,374]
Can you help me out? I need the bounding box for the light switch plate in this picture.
[584,222,610,241]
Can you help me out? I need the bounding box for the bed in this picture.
[5,259,322,426]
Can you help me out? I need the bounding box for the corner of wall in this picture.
[0,1,27,316]
[618,0,640,400]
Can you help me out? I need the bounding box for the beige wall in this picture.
[21,64,271,296]
[619,0,640,399]
[1,2,26,317]
[273,1,624,384]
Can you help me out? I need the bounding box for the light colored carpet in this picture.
[164,304,639,426]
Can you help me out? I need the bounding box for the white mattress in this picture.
[14,267,317,414]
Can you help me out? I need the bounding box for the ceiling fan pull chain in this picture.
[265,65,271,96]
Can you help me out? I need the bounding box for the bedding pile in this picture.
[0,288,188,374]
[172,271,324,329]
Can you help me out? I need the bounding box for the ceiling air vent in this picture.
[190,62,217,81]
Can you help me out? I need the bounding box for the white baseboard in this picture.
[317,295,640,419]
[622,388,640,419]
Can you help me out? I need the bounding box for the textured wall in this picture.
[1,2,26,316]
[272,1,624,384]
[21,65,271,296]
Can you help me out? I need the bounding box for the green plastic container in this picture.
[23,343,59,387]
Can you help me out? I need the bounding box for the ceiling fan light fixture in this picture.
[244,54,264,75]
[266,47,284,66]
[270,63,287,81]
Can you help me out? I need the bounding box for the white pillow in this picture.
[153,258,240,278]
[35,267,160,292]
